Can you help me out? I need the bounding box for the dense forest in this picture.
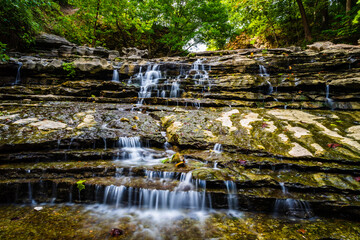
[1,0,360,57]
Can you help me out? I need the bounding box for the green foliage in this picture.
[225,0,360,47]
[0,0,61,49]
[0,42,9,62]
[76,180,86,192]
[62,62,76,78]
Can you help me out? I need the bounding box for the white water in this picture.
[259,64,273,95]
[274,182,312,218]
[115,137,169,166]
[213,143,223,154]
[169,81,180,98]
[14,62,22,85]
[137,64,162,105]
[112,69,119,82]
[325,85,334,110]
[191,59,210,86]
[102,172,210,211]
[224,181,238,210]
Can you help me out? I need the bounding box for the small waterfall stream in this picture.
[274,182,312,218]
[102,172,210,211]
[258,63,273,95]
[14,62,22,85]
[137,64,162,105]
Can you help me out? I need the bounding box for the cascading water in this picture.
[224,180,238,210]
[169,81,180,98]
[274,182,312,218]
[213,143,223,154]
[14,62,22,85]
[190,59,210,86]
[257,57,274,95]
[115,136,169,166]
[102,172,210,211]
[325,84,334,110]
[259,64,273,95]
[137,64,162,105]
[112,69,119,82]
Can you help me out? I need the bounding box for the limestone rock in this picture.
[122,47,148,58]
[307,41,335,51]
[289,143,313,157]
[0,114,20,121]
[93,47,109,58]
[76,115,97,129]
[35,33,72,49]
[30,120,67,130]
[12,118,39,125]
[73,58,111,72]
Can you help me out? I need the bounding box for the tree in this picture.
[296,0,312,41]
[346,0,352,14]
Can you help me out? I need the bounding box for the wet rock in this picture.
[12,118,39,125]
[170,152,183,163]
[29,120,67,130]
[76,115,97,129]
[110,228,123,237]
[120,118,130,123]
[0,114,20,121]
[289,143,313,157]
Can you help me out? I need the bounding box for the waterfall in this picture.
[259,64,273,95]
[102,172,210,211]
[224,181,238,210]
[112,69,119,82]
[137,64,162,105]
[191,59,210,86]
[169,81,180,98]
[213,143,223,154]
[274,182,312,218]
[14,62,22,85]
[145,170,177,180]
[28,182,36,205]
[325,85,334,110]
[115,136,168,165]
[116,137,142,161]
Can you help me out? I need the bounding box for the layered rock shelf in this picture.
[0,36,359,239]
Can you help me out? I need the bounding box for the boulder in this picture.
[93,47,109,58]
[122,47,148,58]
[76,115,97,129]
[35,33,73,49]
[307,41,334,51]
[12,118,39,125]
[59,45,74,57]
[29,120,67,130]
[108,50,120,60]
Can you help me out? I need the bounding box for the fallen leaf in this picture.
[297,229,306,234]
[327,143,342,149]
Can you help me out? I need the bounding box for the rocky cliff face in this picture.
[0,35,359,228]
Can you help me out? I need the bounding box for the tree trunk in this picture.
[346,0,351,15]
[296,0,312,41]
[321,0,329,29]
[92,0,101,46]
